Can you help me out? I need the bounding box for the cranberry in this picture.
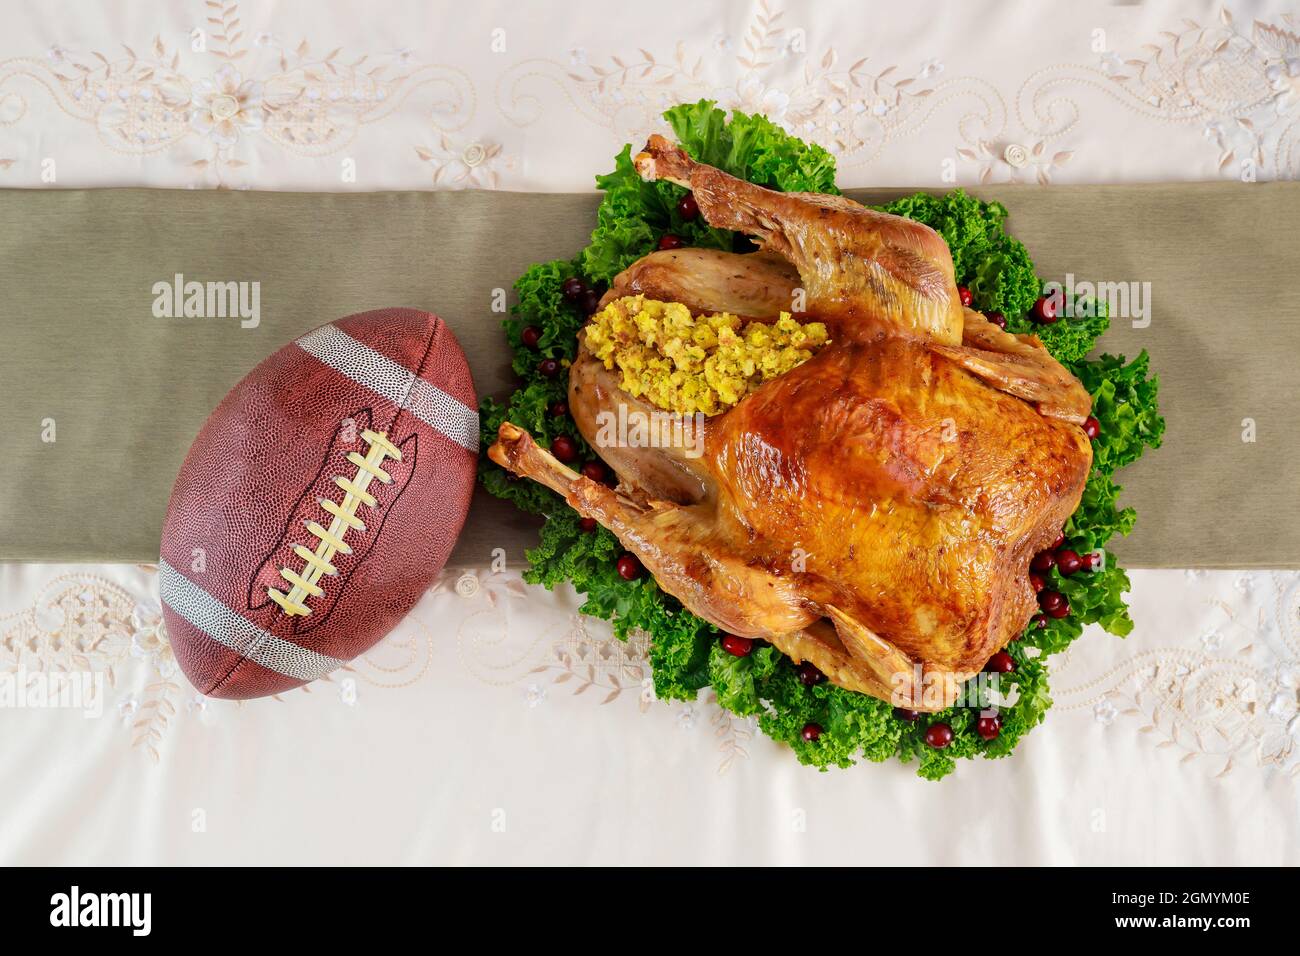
[1039,590,1070,619]
[976,714,1002,741]
[986,311,1006,329]
[580,460,607,483]
[801,722,822,743]
[957,285,973,307]
[984,650,1016,674]
[893,707,922,722]
[549,400,569,417]
[1030,550,1055,573]
[538,358,561,378]
[1031,613,1048,629]
[924,723,954,749]
[1082,550,1102,571]
[1052,532,1066,549]
[1029,572,1047,593]
[657,234,686,250]
[616,553,642,580]
[796,661,825,687]
[1083,415,1101,440]
[1055,548,1083,576]
[579,289,603,315]
[676,194,699,221]
[550,435,577,463]
[1031,294,1059,324]
[578,516,598,533]
[721,634,753,657]
[561,276,586,301]
[520,325,542,348]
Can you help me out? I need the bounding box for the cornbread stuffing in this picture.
[583,295,829,415]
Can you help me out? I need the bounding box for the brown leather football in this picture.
[159,308,478,699]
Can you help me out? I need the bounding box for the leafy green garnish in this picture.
[878,190,1037,319]
[1073,350,1165,473]
[581,100,839,283]
[481,101,1164,779]
[662,100,840,195]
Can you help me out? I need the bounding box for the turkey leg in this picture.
[490,422,956,709]
[489,423,818,639]
[634,134,965,344]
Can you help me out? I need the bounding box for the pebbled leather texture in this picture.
[159,308,478,700]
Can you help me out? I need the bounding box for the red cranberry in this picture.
[1029,572,1047,592]
[550,435,577,463]
[984,651,1016,674]
[538,358,561,378]
[578,516,598,533]
[924,723,954,748]
[957,285,973,307]
[986,311,1006,329]
[1031,295,1059,324]
[1055,548,1083,576]
[657,234,685,250]
[1032,613,1048,629]
[580,460,607,483]
[1030,550,1055,573]
[549,400,569,417]
[1082,550,1102,571]
[1051,532,1066,549]
[801,722,822,742]
[893,707,922,722]
[720,634,753,657]
[1083,415,1101,440]
[1039,590,1069,618]
[616,553,642,580]
[676,194,699,221]
[520,325,542,348]
[796,661,825,687]
[579,289,603,315]
[561,276,586,301]
[976,715,1002,741]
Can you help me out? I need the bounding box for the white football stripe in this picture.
[294,324,478,452]
[159,559,346,685]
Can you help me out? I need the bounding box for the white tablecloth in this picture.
[2,0,1298,865]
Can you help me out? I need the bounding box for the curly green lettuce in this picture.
[480,100,1164,780]
[582,101,839,283]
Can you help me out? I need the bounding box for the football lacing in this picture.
[267,428,401,617]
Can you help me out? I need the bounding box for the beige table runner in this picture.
[1,184,1296,568]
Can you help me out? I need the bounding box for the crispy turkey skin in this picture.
[490,136,1092,711]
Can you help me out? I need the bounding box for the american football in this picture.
[159,308,478,699]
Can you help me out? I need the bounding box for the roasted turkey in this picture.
[490,135,1093,711]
